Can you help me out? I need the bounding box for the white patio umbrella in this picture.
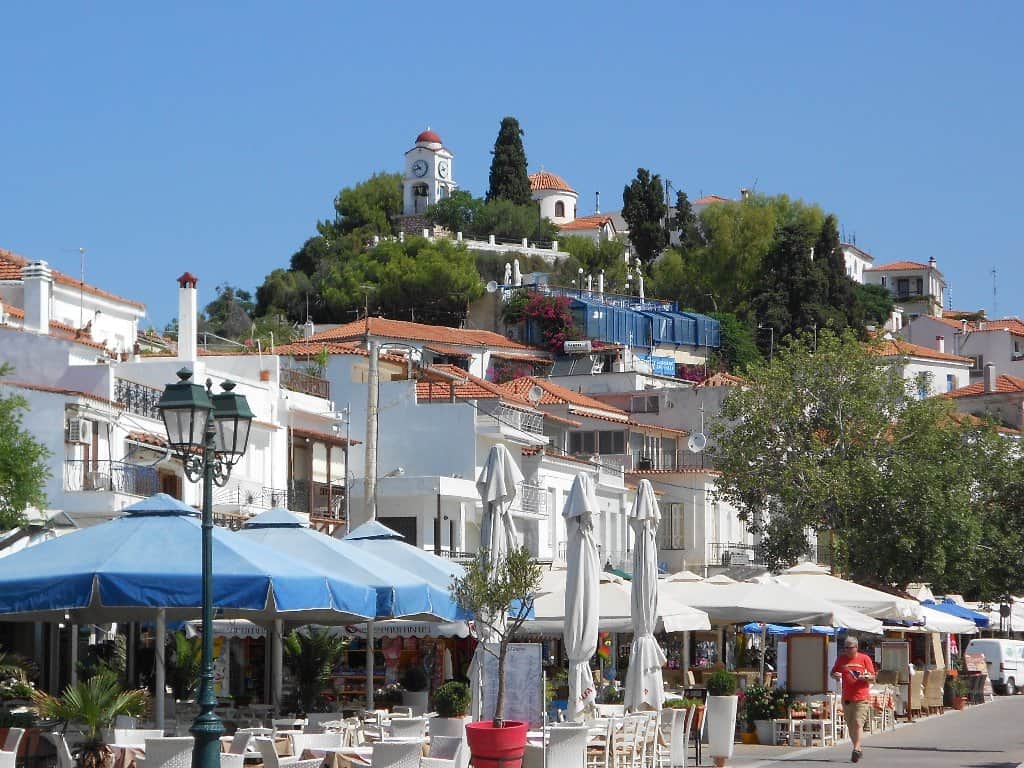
[470,443,524,720]
[776,562,923,621]
[624,480,666,712]
[563,474,601,721]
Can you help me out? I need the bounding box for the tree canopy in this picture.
[486,117,532,206]
[711,330,1021,596]
[621,168,668,264]
[0,366,50,529]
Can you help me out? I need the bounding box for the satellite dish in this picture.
[687,432,707,453]
[485,280,499,294]
[527,385,544,405]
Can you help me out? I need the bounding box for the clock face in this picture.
[411,159,428,177]
[438,160,449,178]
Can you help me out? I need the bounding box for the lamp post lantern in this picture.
[157,368,253,768]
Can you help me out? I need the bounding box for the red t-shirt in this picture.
[831,651,875,702]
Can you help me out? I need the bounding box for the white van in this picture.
[965,638,1024,694]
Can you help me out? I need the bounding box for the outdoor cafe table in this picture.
[300,746,373,768]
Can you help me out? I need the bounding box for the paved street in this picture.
[722,697,1024,768]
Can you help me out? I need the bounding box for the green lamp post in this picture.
[157,368,253,768]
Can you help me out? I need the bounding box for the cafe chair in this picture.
[369,741,423,768]
[42,734,75,768]
[795,694,836,747]
[135,737,194,768]
[255,738,321,768]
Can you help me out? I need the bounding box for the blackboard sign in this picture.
[480,643,544,727]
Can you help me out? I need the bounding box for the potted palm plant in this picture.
[705,669,739,767]
[450,546,541,768]
[282,628,348,714]
[32,670,148,768]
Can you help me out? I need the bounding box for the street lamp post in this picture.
[157,368,253,768]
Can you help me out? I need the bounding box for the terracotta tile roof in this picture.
[969,318,1024,336]
[0,248,146,310]
[291,426,359,447]
[866,260,931,271]
[626,467,719,476]
[692,195,732,206]
[568,408,689,436]
[425,343,473,358]
[558,214,614,232]
[127,430,169,448]
[501,377,628,414]
[696,372,746,388]
[871,338,973,364]
[945,375,1024,398]
[274,340,408,364]
[0,306,113,352]
[417,364,536,409]
[520,447,603,470]
[488,351,552,365]
[0,380,117,406]
[947,411,1020,435]
[541,412,582,428]
[929,315,967,330]
[306,317,534,351]
[529,171,576,194]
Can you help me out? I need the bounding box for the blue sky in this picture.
[2,2,1021,328]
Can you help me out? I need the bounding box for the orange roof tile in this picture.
[417,364,536,409]
[568,408,689,435]
[0,248,146,310]
[0,306,113,352]
[692,195,732,206]
[291,426,359,447]
[1,380,117,406]
[306,317,534,351]
[425,343,473,358]
[970,318,1024,336]
[944,375,1024,399]
[127,430,169,448]
[558,214,614,232]
[529,171,576,194]
[541,412,583,428]
[866,261,931,271]
[947,411,1020,435]
[870,338,972,364]
[626,467,720,476]
[696,372,746,388]
[501,377,628,414]
[273,340,408,364]
[488,351,552,365]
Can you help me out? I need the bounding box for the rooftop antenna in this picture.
[992,268,998,318]
[947,282,953,311]
[61,247,87,327]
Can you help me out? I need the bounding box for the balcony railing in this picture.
[509,482,547,517]
[707,542,765,567]
[115,379,163,420]
[281,367,330,399]
[213,482,298,510]
[484,405,544,435]
[64,459,159,497]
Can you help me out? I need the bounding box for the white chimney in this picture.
[22,261,53,335]
[936,335,945,354]
[304,319,315,340]
[984,362,997,393]
[177,272,198,361]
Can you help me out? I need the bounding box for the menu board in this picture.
[480,643,543,727]
[786,633,829,694]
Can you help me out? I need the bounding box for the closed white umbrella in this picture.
[624,480,666,712]
[563,474,601,721]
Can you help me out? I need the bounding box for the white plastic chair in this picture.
[291,732,343,756]
[135,737,194,768]
[305,713,346,733]
[114,730,165,747]
[42,734,74,768]
[547,724,587,768]
[387,717,426,740]
[656,707,695,768]
[236,727,274,739]
[423,735,465,768]
[370,741,423,768]
[255,738,321,768]
[221,732,252,768]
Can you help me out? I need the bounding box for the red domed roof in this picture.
[416,129,443,145]
[529,171,576,194]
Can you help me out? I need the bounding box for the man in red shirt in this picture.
[831,636,875,762]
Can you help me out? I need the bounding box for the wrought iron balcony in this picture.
[115,378,164,420]
[281,367,330,399]
[708,542,765,567]
[64,459,159,497]
[509,482,547,517]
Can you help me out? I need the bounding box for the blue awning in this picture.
[921,598,990,628]
[741,622,837,636]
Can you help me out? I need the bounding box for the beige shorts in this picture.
[843,700,871,728]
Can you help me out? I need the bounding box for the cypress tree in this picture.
[486,117,532,205]
[622,168,669,264]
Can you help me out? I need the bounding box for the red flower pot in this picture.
[465,720,528,768]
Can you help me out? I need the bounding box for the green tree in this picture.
[469,199,557,242]
[426,189,482,234]
[669,190,704,253]
[709,312,762,373]
[853,283,895,327]
[0,367,49,529]
[711,330,991,586]
[333,172,403,238]
[621,168,668,264]
[555,236,629,293]
[486,117,532,205]
[202,283,255,340]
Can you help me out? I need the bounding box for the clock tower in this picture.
[403,128,456,216]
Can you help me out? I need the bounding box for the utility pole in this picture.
[364,341,379,522]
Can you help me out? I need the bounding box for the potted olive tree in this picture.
[705,669,739,767]
[450,546,541,768]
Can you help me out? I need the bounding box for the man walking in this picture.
[831,635,875,762]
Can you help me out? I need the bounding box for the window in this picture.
[896,277,910,298]
[631,395,660,414]
[658,503,685,550]
[971,355,985,372]
[555,201,565,217]
[880,276,887,287]
[946,374,956,392]
[915,277,924,295]
[598,430,625,454]
[569,431,595,455]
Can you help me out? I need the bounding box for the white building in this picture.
[864,258,946,320]
[841,243,874,284]
[529,171,577,226]
[871,336,973,396]
[902,315,1024,382]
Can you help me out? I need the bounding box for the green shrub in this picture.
[401,665,429,693]
[434,681,471,718]
[705,669,738,696]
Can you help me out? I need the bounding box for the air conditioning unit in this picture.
[84,471,110,491]
[66,418,93,445]
[563,340,593,354]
